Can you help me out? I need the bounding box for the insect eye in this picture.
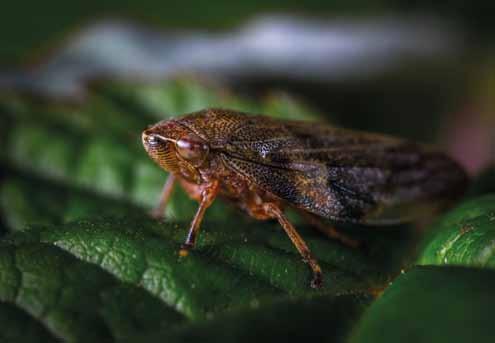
[142,130,161,147]
[147,135,158,145]
[176,135,209,162]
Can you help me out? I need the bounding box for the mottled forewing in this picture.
[221,118,466,223]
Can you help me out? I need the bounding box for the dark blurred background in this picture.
[1,1,494,63]
[3,1,494,65]
[1,0,494,174]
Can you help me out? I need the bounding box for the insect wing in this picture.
[221,119,467,224]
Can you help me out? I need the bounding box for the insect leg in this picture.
[179,180,219,257]
[263,203,323,289]
[151,174,176,219]
[298,210,360,249]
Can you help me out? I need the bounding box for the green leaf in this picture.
[0,216,385,341]
[350,266,495,343]
[5,216,388,302]
[0,241,185,341]
[416,194,495,268]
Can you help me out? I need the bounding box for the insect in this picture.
[142,108,468,288]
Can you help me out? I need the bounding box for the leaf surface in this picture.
[350,266,495,343]
[417,194,495,268]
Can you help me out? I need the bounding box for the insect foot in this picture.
[179,243,193,257]
[310,271,323,289]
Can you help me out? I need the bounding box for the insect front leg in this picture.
[262,203,323,289]
[151,174,176,219]
[179,180,219,257]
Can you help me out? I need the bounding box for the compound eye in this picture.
[176,135,209,162]
[146,134,159,145]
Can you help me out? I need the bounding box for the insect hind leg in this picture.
[262,203,323,289]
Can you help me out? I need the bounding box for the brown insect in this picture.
[142,108,467,288]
